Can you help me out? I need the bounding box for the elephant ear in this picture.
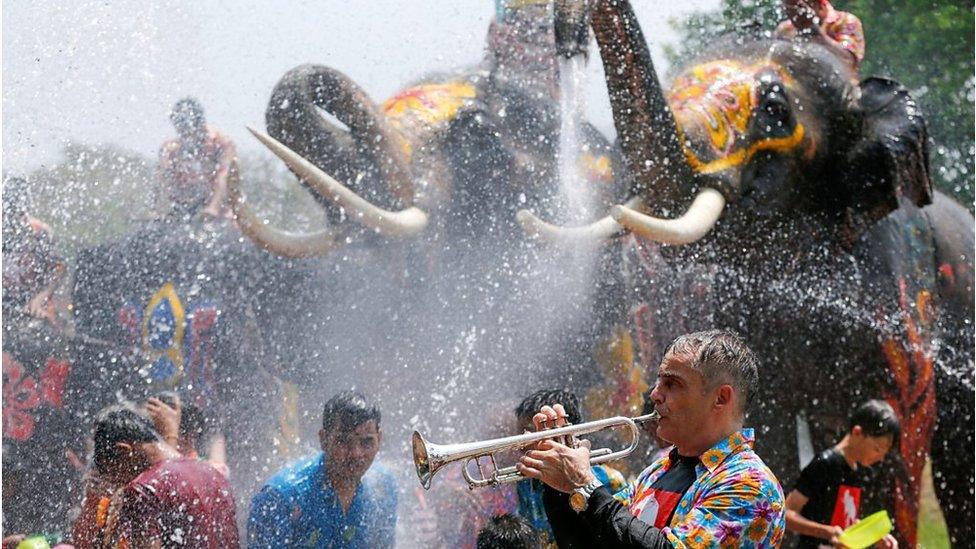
[844,77,933,227]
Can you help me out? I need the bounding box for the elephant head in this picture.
[521,0,932,250]
[230,1,629,259]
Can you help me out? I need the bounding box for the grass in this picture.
[917,461,950,548]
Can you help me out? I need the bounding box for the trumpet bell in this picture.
[412,431,434,489]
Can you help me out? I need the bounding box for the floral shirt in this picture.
[775,1,865,65]
[614,428,786,548]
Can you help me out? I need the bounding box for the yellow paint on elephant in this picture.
[142,282,185,385]
[383,81,477,126]
[578,153,614,184]
[681,123,805,175]
[585,328,648,423]
[670,60,804,175]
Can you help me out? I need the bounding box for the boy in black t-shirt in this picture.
[785,400,900,548]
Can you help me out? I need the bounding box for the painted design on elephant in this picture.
[383,81,478,157]
[578,152,613,184]
[585,328,648,424]
[2,353,71,441]
[669,60,804,175]
[185,302,219,408]
[880,278,937,546]
[142,283,186,385]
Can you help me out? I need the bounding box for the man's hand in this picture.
[146,397,181,444]
[825,524,845,547]
[784,0,824,33]
[515,404,596,493]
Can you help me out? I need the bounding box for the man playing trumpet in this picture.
[516,329,786,548]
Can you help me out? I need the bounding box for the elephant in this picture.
[226,2,636,437]
[520,1,974,545]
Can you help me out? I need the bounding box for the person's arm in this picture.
[785,489,844,542]
[247,487,294,548]
[203,132,236,218]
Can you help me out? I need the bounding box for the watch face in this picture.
[569,491,587,513]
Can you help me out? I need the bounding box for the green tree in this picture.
[665,0,974,207]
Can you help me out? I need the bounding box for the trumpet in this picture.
[413,411,660,489]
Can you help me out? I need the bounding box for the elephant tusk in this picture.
[247,126,428,238]
[610,188,726,245]
[516,197,643,244]
[228,159,344,258]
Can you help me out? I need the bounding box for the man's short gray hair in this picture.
[663,329,759,414]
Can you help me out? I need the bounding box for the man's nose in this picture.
[649,383,665,404]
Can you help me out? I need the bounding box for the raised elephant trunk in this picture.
[590,0,694,207]
[237,65,428,256]
[517,0,723,246]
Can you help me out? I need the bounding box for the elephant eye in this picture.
[763,95,789,120]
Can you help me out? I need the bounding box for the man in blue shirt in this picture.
[248,391,398,548]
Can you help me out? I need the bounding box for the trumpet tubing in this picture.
[413,411,659,489]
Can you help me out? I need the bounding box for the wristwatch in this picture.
[569,478,603,513]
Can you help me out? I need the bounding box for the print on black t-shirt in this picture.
[793,449,864,548]
[630,452,699,529]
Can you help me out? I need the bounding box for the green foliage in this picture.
[666,0,974,207]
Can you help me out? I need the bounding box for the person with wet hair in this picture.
[248,390,398,548]
[156,96,236,220]
[785,399,900,548]
[516,329,785,548]
[476,514,544,549]
[86,405,239,548]
[145,391,230,477]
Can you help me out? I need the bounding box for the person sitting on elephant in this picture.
[2,176,65,324]
[775,0,865,70]
[785,399,900,548]
[156,97,236,220]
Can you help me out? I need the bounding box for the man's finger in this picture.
[515,462,543,480]
[519,455,546,470]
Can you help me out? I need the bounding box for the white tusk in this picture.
[228,159,343,258]
[517,197,643,245]
[248,126,428,237]
[610,188,726,245]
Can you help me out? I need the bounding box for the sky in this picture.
[2,0,719,173]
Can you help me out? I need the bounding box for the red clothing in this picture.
[157,125,236,218]
[110,458,239,548]
[775,1,865,65]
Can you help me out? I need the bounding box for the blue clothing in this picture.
[516,464,627,542]
[247,453,398,548]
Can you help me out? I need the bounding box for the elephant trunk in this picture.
[264,65,416,219]
[590,0,694,211]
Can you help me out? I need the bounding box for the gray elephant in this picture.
[521,1,973,544]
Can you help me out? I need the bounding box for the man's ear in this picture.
[714,384,734,410]
[851,425,863,438]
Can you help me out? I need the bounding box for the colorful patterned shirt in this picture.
[247,453,398,548]
[775,1,865,65]
[614,428,786,548]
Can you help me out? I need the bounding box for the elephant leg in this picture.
[930,363,975,546]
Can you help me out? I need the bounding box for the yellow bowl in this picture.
[837,510,893,549]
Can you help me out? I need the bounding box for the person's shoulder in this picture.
[716,447,785,499]
[263,453,323,496]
